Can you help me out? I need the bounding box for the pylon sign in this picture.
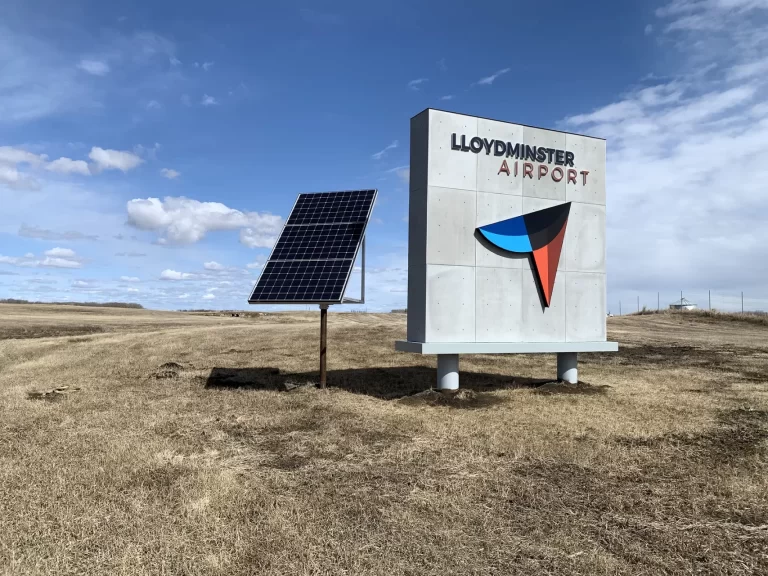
[404,109,608,345]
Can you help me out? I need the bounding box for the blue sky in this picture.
[2,0,768,312]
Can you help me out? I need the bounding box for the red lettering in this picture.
[567,169,577,184]
[497,159,510,176]
[552,167,564,182]
[538,164,548,180]
[580,170,590,185]
[514,161,518,177]
[523,163,534,179]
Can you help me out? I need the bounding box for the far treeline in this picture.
[0,299,144,309]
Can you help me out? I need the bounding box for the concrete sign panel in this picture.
[403,109,609,346]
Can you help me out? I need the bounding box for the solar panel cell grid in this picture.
[249,189,376,304]
[270,222,365,261]
[249,260,352,302]
[286,189,376,225]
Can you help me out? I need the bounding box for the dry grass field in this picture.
[1,303,766,575]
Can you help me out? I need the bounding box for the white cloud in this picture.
[178,293,189,299]
[645,24,654,35]
[77,59,110,76]
[0,146,47,167]
[146,100,161,110]
[88,147,144,173]
[408,78,428,91]
[0,146,47,190]
[656,0,768,31]
[160,269,194,281]
[202,61,214,71]
[0,249,82,269]
[476,68,510,86]
[40,257,81,269]
[247,255,266,269]
[45,247,75,258]
[125,196,283,246]
[160,168,180,179]
[440,95,455,101]
[18,225,98,241]
[204,261,225,271]
[0,163,39,191]
[239,227,279,248]
[372,140,398,160]
[561,0,768,303]
[120,276,140,282]
[0,28,92,123]
[127,287,139,293]
[201,94,218,106]
[46,157,90,176]
[386,165,409,185]
[203,293,215,300]
[0,146,105,188]
[72,280,89,287]
[134,142,160,161]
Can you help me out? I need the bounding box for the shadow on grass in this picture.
[205,366,607,401]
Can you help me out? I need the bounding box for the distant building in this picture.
[670,297,697,311]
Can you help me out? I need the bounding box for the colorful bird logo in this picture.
[476,202,571,307]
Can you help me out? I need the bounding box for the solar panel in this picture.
[249,190,377,304]
[286,190,376,225]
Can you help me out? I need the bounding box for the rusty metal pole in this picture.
[319,304,328,388]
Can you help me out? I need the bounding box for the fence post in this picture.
[709,290,711,311]
[742,292,744,314]
[657,292,659,312]
[619,301,622,316]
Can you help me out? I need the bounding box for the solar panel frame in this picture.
[248,189,377,305]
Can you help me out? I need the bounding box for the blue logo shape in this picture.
[476,216,532,253]
[476,202,571,307]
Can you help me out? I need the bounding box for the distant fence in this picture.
[612,291,768,316]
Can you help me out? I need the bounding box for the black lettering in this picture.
[547,148,555,163]
[483,138,494,155]
[565,151,575,167]
[555,150,565,165]
[536,147,546,163]
[507,143,520,159]
[460,135,469,152]
[525,145,537,162]
[494,140,507,156]
[470,137,483,153]
[451,133,461,151]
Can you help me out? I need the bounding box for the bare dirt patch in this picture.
[0,324,105,340]
[152,362,187,379]
[27,385,82,401]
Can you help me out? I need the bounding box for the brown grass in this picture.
[632,308,768,327]
[0,304,766,575]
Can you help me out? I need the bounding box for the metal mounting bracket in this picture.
[342,236,366,305]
